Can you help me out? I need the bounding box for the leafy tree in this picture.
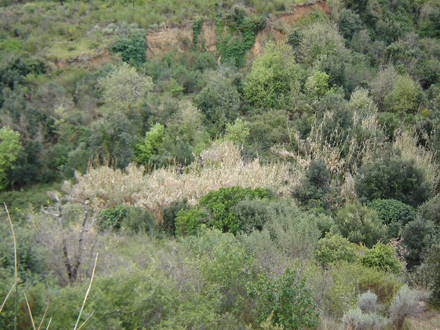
[165,101,208,147]
[369,65,398,111]
[98,62,153,112]
[376,19,404,45]
[389,74,422,114]
[243,41,300,109]
[224,118,250,145]
[343,0,368,14]
[194,72,240,137]
[370,65,422,114]
[299,22,350,86]
[286,27,303,49]
[88,111,134,168]
[0,126,22,189]
[299,22,346,66]
[305,71,330,98]
[337,8,363,42]
[135,123,164,164]
[418,3,440,38]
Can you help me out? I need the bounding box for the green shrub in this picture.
[286,27,303,49]
[232,198,273,234]
[193,73,240,137]
[97,205,155,234]
[418,194,440,225]
[292,159,331,205]
[199,186,273,234]
[401,219,438,270]
[47,267,178,329]
[337,9,363,42]
[357,267,403,305]
[323,262,403,316]
[360,243,403,274]
[122,207,156,234]
[197,231,254,315]
[175,208,207,236]
[367,199,416,238]
[162,198,190,235]
[263,199,330,260]
[420,245,440,305]
[238,199,332,271]
[355,147,432,208]
[247,266,319,329]
[97,205,130,232]
[135,123,164,164]
[315,232,358,266]
[110,32,146,66]
[335,201,387,248]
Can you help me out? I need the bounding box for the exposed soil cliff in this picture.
[146,1,330,58]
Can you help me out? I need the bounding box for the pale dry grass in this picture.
[291,112,380,174]
[273,110,381,203]
[64,141,295,222]
[394,129,439,192]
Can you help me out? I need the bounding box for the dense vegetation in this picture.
[1,0,440,328]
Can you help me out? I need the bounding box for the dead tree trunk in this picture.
[41,194,94,284]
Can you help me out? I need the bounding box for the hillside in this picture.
[1,0,440,328]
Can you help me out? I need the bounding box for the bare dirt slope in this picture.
[146,1,330,58]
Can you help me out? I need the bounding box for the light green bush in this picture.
[335,201,387,248]
[247,266,319,329]
[315,232,358,266]
[360,243,403,274]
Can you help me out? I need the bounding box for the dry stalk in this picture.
[0,204,18,317]
[73,252,98,330]
[24,293,36,330]
[37,302,50,330]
